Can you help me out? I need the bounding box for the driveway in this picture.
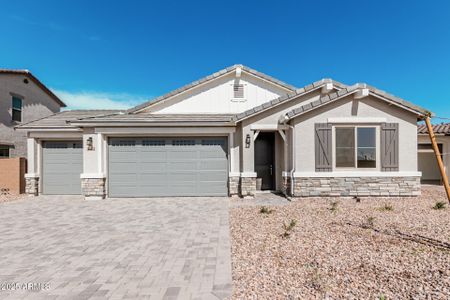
[0,196,232,300]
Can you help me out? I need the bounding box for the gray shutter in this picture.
[381,123,399,171]
[315,123,332,172]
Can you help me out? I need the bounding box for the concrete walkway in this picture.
[0,196,232,300]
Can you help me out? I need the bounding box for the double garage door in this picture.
[108,137,228,197]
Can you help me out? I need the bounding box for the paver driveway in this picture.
[0,196,232,300]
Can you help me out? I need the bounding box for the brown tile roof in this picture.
[417,123,450,135]
[0,69,66,107]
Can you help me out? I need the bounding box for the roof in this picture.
[16,110,122,129]
[73,112,235,125]
[127,64,297,113]
[232,78,346,122]
[283,83,430,121]
[418,123,450,135]
[0,69,66,107]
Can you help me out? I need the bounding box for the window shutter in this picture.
[315,123,332,172]
[381,123,399,171]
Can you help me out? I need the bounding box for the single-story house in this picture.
[417,123,450,184]
[18,65,429,199]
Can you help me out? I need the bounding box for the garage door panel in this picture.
[109,173,138,183]
[108,137,227,197]
[42,141,82,195]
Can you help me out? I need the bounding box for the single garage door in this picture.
[42,141,83,194]
[108,137,228,197]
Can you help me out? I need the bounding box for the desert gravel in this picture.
[230,186,450,299]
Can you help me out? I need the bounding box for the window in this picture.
[12,96,22,122]
[233,84,244,98]
[335,127,377,169]
[0,145,9,158]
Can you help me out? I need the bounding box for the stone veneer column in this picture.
[25,175,39,196]
[293,176,421,197]
[228,176,240,197]
[282,175,292,196]
[81,177,106,200]
[240,175,256,197]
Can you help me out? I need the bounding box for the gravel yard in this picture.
[230,186,450,299]
[0,193,25,203]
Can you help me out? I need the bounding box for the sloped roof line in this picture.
[0,69,66,107]
[127,64,297,114]
[283,83,430,121]
[232,78,347,122]
[418,123,450,135]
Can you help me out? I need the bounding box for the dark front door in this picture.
[254,132,275,190]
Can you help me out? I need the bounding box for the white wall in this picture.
[141,72,290,114]
[292,94,419,173]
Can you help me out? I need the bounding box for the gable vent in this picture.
[233,84,244,98]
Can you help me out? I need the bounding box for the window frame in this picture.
[332,125,380,171]
[0,145,10,158]
[11,96,23,123]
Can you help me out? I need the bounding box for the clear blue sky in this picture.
[1,0,449,119]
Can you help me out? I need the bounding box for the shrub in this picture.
[362,216,375,229]
[433,201,446,210]
[281,219,297,238]
[329,201,339,212]
[379,203,393,212]
[259,206,274,214]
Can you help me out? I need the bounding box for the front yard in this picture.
[230,186,450,299]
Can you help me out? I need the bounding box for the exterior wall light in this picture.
[245,134,251,148]
[86,137,94,151]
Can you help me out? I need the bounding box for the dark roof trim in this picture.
[127,64,297,113]
[0,69,66,107]
[232,78,346,122]
[283,83,430,121]
[418,123,450,135]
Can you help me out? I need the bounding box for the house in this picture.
[17,65,428,199]
[0,69,66,158]
[417,123,450,184]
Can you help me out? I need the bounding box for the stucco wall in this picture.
[417,134,450,181]
[0,74,62,157]
[145,72,290,114]
[292,95,419,173]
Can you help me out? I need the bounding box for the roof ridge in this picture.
[127,64,298,114]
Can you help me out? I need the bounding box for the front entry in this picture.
[254,132,275,190]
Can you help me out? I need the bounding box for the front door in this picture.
[254,132,275,190]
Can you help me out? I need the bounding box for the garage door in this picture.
[108,137,228,197]
[42,141,83,195]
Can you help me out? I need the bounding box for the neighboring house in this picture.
[0,69,65,157]
[417,123,450,184]
[18,65,428,199]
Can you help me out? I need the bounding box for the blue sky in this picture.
[1,0,449,119]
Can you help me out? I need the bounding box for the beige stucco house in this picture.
[0,69,65,157]
[18,65,429,199]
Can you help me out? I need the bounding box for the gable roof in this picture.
[418,123,450,135]
[127,64,297,113]
[232,78,347,122]
[0,69,66,107]
[283,83,430,121]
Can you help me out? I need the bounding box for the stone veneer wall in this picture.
[240,177,256,197]
[229,176,240,196]
[282,176,292,196]
[293,176,421,197]
[81,178,106,199]
[25,176,39,196]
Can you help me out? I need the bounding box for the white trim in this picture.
[250,124,289,130]
[293,171,422,178]
[282,171,290,177]
[25,173,39,178]
[240,172,257,177]
[80,173,106,179]
[253,130,260,141]
[229,172,240,177]
[84,196,104,201]
[327,117,387,124]
[29,132,83,139]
